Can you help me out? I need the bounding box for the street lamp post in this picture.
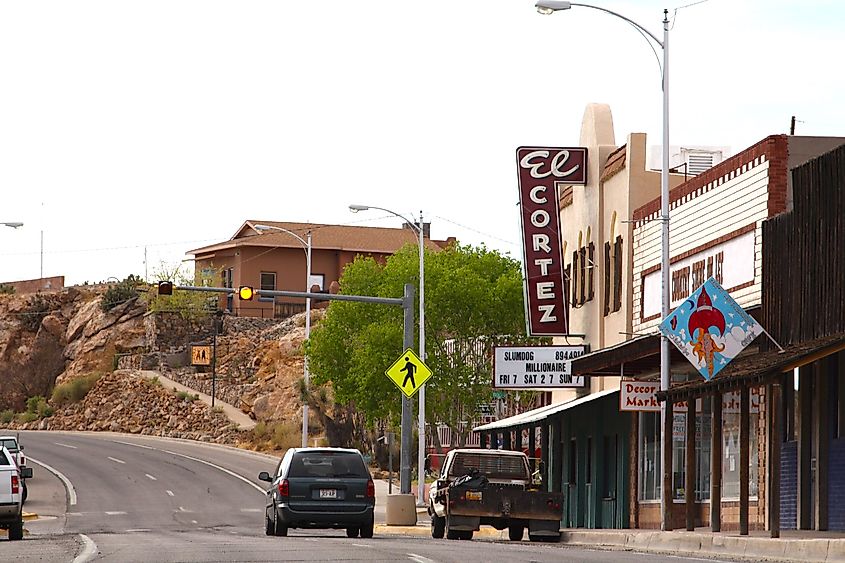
[350,204,427,505]
[2,222,24,229]
[535,0,672,530]
[254,224,313,448]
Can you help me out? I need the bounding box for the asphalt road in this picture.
[2,431,737,562]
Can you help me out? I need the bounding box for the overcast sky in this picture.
[2,1,843,286]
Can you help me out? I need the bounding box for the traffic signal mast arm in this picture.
[165,284,405,307]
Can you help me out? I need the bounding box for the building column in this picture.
[685,398,696,531]
[814,358,829,531]
[711,392,723,532]
[662,400,674,531]
[768,380,782,538]
[540,423,549,488]
[798,365,813,530]
[739,386,750,536]
[480,431,488,450]
[529,425,537,473]
[551,418,563,494]
[503,429,513,451]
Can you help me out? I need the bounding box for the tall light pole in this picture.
[350,204,427,505]
[254,223,313,448]
[536,0,672,530]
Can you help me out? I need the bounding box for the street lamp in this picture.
[536,1,672,531]
[254,223,313,449]
[350,204,427,505]
[2,222,23,229]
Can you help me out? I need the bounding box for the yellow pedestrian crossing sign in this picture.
[385,348,432,398]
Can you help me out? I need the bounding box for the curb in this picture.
[374,524,507,540]
[23,512,38,521]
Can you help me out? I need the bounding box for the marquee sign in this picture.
[493,345,587,389]
[516,146,587,336]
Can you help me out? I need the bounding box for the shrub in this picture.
[51,373,102,407]
[21,294,52,332]
[101,275,142,312]
[0,283,15,295]
[24,396,53,419]
[0,410,14,423]
[270,422,300,450]
[175,391,199,402]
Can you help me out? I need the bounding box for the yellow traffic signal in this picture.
[238,286,254,300]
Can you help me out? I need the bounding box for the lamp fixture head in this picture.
[348,204,369,213]
[535,1,572,15]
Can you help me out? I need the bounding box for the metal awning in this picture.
[472,388,619,433]
[657,331,845,402]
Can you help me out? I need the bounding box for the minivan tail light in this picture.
[366,479,375,498]
[11,475,19,494]
[277,479,289,498]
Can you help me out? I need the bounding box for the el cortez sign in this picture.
[516,146,587,336]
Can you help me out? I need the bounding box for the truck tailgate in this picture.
[446,485,563,521]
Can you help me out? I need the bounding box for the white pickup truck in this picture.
[0,435,30,504]
[0,446,25,540]
[427,448,562,542]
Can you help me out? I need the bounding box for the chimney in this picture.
[403,221,430,239]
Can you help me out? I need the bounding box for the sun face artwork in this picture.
[658,277,764,381]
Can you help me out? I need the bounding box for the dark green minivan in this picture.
[259,448,375,538]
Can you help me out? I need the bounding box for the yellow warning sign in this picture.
[385,348,432,398]
[191,345,212,366]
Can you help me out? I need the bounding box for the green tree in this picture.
[307,243,536,447]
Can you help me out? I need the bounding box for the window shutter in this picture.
[614,236,623,312]
[587,242,595,302]
[604,241,611,316]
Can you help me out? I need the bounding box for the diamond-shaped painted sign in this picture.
[385,348,433,398]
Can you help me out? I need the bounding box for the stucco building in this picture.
[189,220,455,318]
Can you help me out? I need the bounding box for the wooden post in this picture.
[529,425,537,473]
[662,400,674,531]
[503,429,512,450]
[711,392,723,532]
[739,386,750,536]
[685,398,696,531]
[814,358,829,530]
[768,381,782,538]
[480,431,488,450]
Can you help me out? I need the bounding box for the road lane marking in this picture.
[73,534,98,563]
[55,442,77,449]
[107,440,266,494]
[166,490,175,497]
[125,529,150,533]
[111,439,154,450]
[28,456,78,506]
[408,554,436,563]
[352,543,371,548]
[104,511,127,515]
[192,520,198,524]
[240,508,262,512]
[107,456,126,464]
[145,473,157,481]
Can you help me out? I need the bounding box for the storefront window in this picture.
[638,411,660,501]
[722,388,759,499]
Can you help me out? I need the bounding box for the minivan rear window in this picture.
[289,451,368,478]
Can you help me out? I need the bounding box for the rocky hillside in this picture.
[0,286,315,448]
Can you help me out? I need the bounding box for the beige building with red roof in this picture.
[188,220,455,318]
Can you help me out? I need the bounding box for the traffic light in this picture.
[238,286,254,300]
[157,281,173,295]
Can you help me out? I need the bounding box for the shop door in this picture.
[600,434,618,529]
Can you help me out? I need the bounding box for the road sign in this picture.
[191,345,212,366]
[493,345,587,389]
[658,277,763,381]
[385,348,432,398]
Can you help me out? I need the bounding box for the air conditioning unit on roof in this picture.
[648,145,731,177]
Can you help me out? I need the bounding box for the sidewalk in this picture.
[138,370,257,431]
[374,517,845,563]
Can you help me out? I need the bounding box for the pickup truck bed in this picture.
[0,447,24,541]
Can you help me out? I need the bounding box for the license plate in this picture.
[466,491,482,501]
[319,489,337,499]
